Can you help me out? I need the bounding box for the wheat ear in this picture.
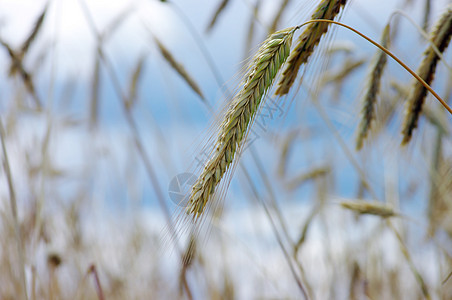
[187,27,296,219]
[275,0,347,96]
[401,7,452,145]
[356,24,391,150]
[340,200,396,218]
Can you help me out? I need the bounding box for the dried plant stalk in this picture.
[154,37,206,103]
[89,52,101,129]
[205,0,230,34]
[401,7,452,145]
[269,0,291,33]
[356,24,390,150]
[321,57,366,85]
[21,3,48,56]
[286,166,331,190]
[340,200,396,218]
[187,27,296,219]
[0,40,41,109]
[275,0,347,96]
[127,54,147,110]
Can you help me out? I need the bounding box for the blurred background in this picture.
[0,0,451,299]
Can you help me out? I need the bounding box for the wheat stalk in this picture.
[401,6,452,145]
[356,24,390,150]
[187,27,296,220]
[275,0,347,96]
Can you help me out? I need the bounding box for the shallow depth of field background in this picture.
[0,0,451,299]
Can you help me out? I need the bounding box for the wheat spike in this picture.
[356,24,390,150]
[401,7,452,145]
[187,27,296,219]
[154,37,207,103]
[275,0,347,96]
[340,200,396,218]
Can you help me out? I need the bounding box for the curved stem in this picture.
[294,19,452,115]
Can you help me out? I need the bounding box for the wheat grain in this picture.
[187,27,296,219]
[401,7,452,145]
[275,0,347,96]
[356,24,390,150]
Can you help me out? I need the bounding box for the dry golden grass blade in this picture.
[89,52,101,129]
[275,0,347,96]
[153,36,207,103]
[427,130,443,235]
[293,205,320,255]
[126,54,147,111]
[277,129,298,177]
[20,2,48,56]
[422,0,432,32]
[0,120,28,300]
[355,24,390,150]
[348,261,362,300]
[205,0,230,34]
[269,0,291,33]
[244,0,261,61]
[340,200,396,218]
[387,221,431,299]
[286,166,331,190]
[0,39,42,109]
[323,57,366,101]
[424,104,450,135]
[321,56,366,85]
[1,40,22,77]
[179,234,196,299]
[401,7,452,145]
[102,5,134,41]
[187,27,296,220]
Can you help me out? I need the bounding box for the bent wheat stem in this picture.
[300,19,452,115]
[187,27,296,219]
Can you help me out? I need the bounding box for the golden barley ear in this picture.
[355,24,391,150]
[401,7,452,145]
[275,0,347,96]
[187,27,297,220]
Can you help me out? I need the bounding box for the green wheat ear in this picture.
[187,27,296,220]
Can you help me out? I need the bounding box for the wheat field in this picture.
[0,0,451,299]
